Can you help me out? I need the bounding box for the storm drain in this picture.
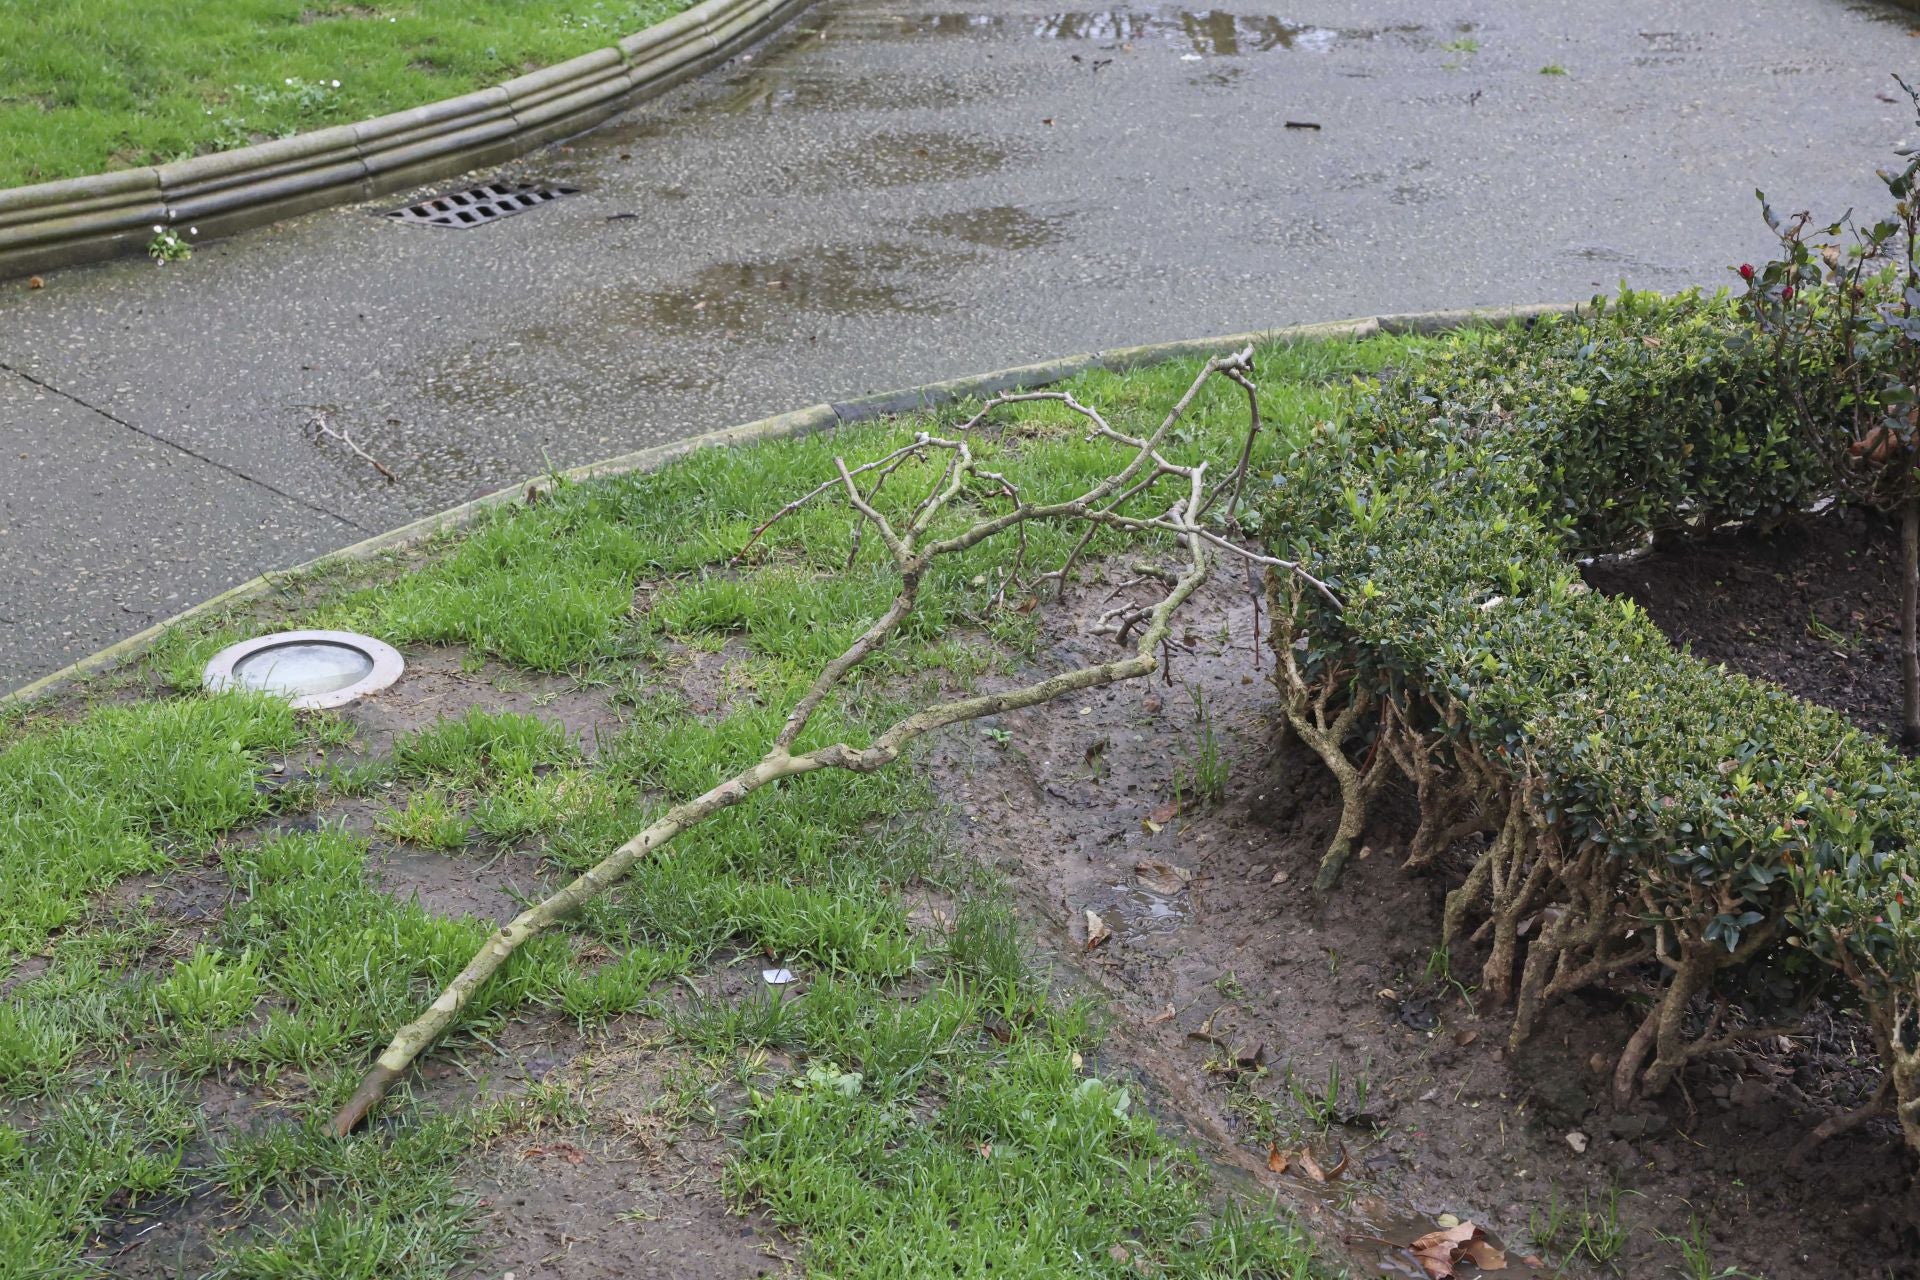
[386,181,579,228]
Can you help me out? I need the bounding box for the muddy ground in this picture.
[931,561,1920,1280]
[87,521,1920,1278]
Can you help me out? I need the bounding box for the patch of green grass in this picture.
[376,788,471,850]
[151,944,268,1031]
[0,1002,84,1098]
[208,1108,482,1280]
[471,767,626,844]
[1286,1060,1368,1132]
[733,1017,1323,1278]
[1540,63,1569,76]
[0,1072,197,1276]
[0,693,301,957]
[556,942,688,1022]
[1443,36,1481,53]
[1530,1182,1631,1266]
[391,707,575,786]
[1657,1215,1760,1279]
[0,0,699,187]
[1177,685,1229,807]
[220,827,570,1069]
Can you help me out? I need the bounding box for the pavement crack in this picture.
[2,360,370,533]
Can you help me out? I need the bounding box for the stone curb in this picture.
[0,0,813,279]
[0,301,1581,707]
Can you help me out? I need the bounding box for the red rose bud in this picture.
[1739,263,1755,280]
[1782,285,1794,301]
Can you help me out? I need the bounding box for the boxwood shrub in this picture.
[1262,291,1920,1150]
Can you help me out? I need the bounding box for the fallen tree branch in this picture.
[330,344,1324,1134]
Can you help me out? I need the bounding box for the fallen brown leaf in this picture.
[27,276,44,290]
[1147,798,1181,826]
[1453,1029,1479,1047]
[1462,1236,1508,1271]
[1266,1142,1289,1173]
[1145,1003,1176,1024]
[525,1141,587,1165]
[1409,1221,1505,1279]
[1084,909,1113,950]
[1135,858,1193,895]
[1296,1149,1327,1183]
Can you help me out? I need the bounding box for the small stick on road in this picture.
[300,407,396,484]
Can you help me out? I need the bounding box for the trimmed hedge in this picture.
[1263,291,1920,1149]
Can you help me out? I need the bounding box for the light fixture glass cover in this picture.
[203,630,404,709]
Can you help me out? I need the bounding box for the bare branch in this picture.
[301,408,396,484]
[328,343,1327,1135]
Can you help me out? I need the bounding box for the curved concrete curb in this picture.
[0,0,811,279]
[1,301,1580,708]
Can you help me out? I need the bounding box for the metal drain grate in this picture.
[387,181,579,228]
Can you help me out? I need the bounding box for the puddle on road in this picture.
[771,129,1021,191]
[716,68,987,114]
[911,204,1070,249]
[613,243,960,337]
[828,8,1428,56]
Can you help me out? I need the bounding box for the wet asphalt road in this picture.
[4,0,1920,690]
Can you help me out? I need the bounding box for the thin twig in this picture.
[301,408,396,483]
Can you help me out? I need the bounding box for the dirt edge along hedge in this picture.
[1261,288,1920,1152]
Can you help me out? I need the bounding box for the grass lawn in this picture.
[0,0,695,188]
[0,331,1441,1277]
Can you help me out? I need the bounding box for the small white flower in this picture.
[331,79,341,88]
[153,224,164,234]
[284,77,294,85]
[189,226,198,235]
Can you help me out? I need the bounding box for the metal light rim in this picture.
[202,629,405,710]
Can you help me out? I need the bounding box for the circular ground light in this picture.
[203,630,404,709]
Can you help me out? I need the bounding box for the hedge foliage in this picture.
[1263,291,1920,1148]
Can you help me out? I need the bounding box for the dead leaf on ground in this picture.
[1453,1029,1479,1047]
[1266,1142,1289,1173]
[1409,1221,1507,1278]
[524,1141,587,1165]
[1147,798,1180,826]
[1296,1148,1327,1183]
[1084,909,1113,950]
[1145,1002,1176,1024]
[1135,859,1193,894]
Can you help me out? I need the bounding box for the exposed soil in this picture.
[928,567,1920,1279]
